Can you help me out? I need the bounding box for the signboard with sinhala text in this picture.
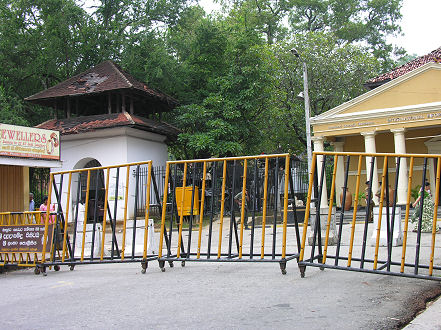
[0,224,54,253]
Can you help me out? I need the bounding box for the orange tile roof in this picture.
[366,46,441,86]
[36,113,180,139]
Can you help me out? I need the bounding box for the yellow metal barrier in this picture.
[7,160,160,275]
[299,151,441,281]
[158,154,302,274]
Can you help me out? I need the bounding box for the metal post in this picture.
[302,61,312,174]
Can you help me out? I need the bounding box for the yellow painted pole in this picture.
[238,159,248,259]
[401,157,414,273]
[177,163,188,258]
[143,163,152,259]
[42,174,54,263]
[100,168,111,260]
[217,160,227,259]
[197,162,207,259]
[299,153,317,262]
[429,157,441,275]
[282,155,290,259]
[260,157,269,259]
[323,155,338,264]
[81,170,91,262]
[374,156,388,269]
[347,155,362,266]
[121,165,130,260]
[158,163,170,259]
[61,172,72,262]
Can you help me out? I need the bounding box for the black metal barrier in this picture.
[299,151,441,281]
[158,154,302,274]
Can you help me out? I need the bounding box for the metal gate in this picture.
[299,151,441,281]
[158,154,303,274]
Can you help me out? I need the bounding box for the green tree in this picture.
[288,0,404,69]
[269,32,381,154]
[168,12,275,158]
[0,0,100,126]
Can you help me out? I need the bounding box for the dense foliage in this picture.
[0,0,406,159]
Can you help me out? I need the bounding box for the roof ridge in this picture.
[109,61,133,88]
[123,111,135,124]
[35,118,56,128]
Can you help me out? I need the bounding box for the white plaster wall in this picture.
[50,127,169,222]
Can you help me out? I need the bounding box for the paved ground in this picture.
[1,261,440,329]
[2,216,441,329]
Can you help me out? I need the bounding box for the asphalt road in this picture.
[1,261,440,329]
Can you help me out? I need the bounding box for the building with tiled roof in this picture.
[27,61,181,221]
[309,48,441,211]
[365,47,441,89]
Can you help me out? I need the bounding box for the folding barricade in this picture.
[0,211,56,273]
[33,160,161,275]
[299,151,441,281]
[158,154,302,274]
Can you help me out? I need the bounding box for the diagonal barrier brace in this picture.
[157,154,302,274]
[31,160,166,275]
[299,151,441,281]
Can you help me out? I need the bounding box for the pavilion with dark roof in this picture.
[309,47,441,210]
[27,60,180,221]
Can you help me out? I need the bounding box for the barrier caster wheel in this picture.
[54,265,60,272]
[181,261,185,267]
[169,261,174,268]
[141,262,148,274]
[69,265,75,271]
[299,265,306,278]
[161,267,165,272]
[34,267,40,275]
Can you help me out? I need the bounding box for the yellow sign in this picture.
[175,186,200,216]
[0,124,60,160]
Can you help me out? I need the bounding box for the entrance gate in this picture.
[299,151,441,281]
[158,154,302,274]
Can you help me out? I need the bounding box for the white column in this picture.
[331,141,345,207]
[391,128,408,205]
[312,136,328,208]
[361,131,379,205]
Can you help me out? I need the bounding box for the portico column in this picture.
[361,131,379,205]
[391,128,408,205]
[312,136,328,208]
[331,141,345,207]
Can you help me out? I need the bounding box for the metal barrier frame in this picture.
[299,151,441,281]
[158,154,302,274]
[36,160,163,275]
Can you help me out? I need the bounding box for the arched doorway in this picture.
[72,158,105,223]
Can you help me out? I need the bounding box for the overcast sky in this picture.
[388,0,441,56]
